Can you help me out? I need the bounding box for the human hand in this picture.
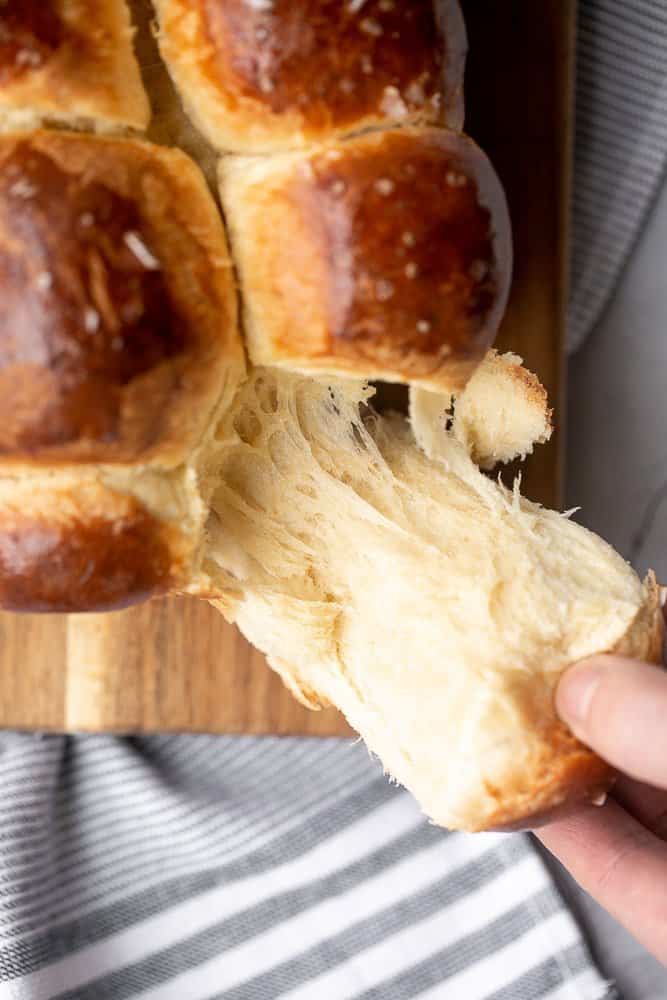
[536,655,667,964]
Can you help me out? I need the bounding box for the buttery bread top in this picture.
[0,130,241,468]
[0,0,512,611]
[153,0,467,152]
[0,0,150,131]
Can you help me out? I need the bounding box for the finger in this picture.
[613,776,667,840]
[537,799,667,962]
[556,655,667,789]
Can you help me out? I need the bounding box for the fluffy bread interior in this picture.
[410,350,553,469]
[205,366,660,831]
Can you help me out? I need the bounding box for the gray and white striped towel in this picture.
[568,0,667,352]
[2,1,667,997]
[0,734,615,1000]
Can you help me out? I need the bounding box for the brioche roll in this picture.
[0,129,244,611]
[154,0,466,153]
[0,0,150,132]
[0,130,243,468]
[220,127,512,393]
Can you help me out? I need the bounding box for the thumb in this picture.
[556,656,667,790]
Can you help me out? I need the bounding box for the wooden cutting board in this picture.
[0,0,575,736]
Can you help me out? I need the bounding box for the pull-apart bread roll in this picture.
[207,368,662,832]
[0,0,662,833]
[0,130,244,611]
[153,0,467,153]
[220,127,512,392]
[0,0,150,132]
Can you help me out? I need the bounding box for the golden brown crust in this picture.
[0,1,63,87]
[455,351,553,465]
[0,130,243,468]
[483,574,665,833]
[220,127,512,392]
[613,571,664,664]
[500,355,553,426]
[409,350,554,470]
[0,0,150,131]
[0,479,190,613]
[154,0,466,153]
[484,750,614,833]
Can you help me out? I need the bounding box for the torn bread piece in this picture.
[410,350,553,469]
[206,368,662,832]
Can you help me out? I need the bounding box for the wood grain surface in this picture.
[0,0,575,736]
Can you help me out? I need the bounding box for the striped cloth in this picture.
[568,0,667,352]
[0,734,615,1000]
[1,1,666,997]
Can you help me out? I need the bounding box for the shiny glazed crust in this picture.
[153,0,467,153]
[0,130,243,469]
[0,129,245,611]
[0,477,191,612]
[0,0,150,132]
[220,128,512,392]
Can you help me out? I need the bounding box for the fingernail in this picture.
[556,661,604,732]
